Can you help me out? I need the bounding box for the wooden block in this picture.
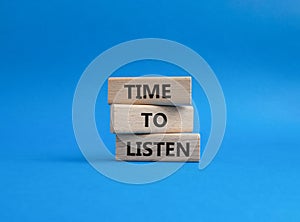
[108,77,191,105]
[116,133,200,162]
[110,104,193,134]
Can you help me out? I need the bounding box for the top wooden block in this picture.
[108,76,191,105]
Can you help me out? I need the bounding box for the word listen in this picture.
[116,134,200,162]
[126,141,189,157]
[108,77,191,105]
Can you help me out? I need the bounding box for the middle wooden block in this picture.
[110,104,194,134]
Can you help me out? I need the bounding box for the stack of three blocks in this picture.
[108,76,200,162]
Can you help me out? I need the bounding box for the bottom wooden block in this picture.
[116,133,200,162]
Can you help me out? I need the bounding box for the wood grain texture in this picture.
[110,104,193,134]
[116,133,200,162]
[108,77,191,105]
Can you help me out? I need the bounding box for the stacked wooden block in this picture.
[108,77,200,162]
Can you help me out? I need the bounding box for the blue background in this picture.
[1,0,300,221]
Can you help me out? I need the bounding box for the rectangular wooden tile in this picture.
[110,104,193,134]
[116,133,200,162]
[108,76,191,105]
